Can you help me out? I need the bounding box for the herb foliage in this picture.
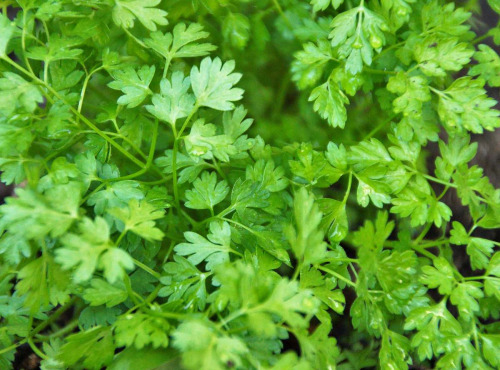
[0,0,500,369]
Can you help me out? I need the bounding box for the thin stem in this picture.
[115,230,127,245]
[316,265,357,288]
[0,297,79,356]
[1,56,147,170]
[172,105,199,210]
[271,0,293,28]
[124,274,142,306]
[36,319,79,340]
[364,67,397,75]
[21,10,34,75]
[363,115,396,141]
[342,171,353,205]
[414,222,433,244]
[27,338,48,360]
[132,258,161,279]
[123,27,148,49]
[472,33,490,45]
[162,56,172,79]
[78,67,103,116]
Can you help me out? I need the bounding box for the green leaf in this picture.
[56,217,134,283]
[175,221,233,271]
[87,180,144,215]
[292,39,334,89]
[83,279,127,308]
[173,319,249,370]
[230,178,270,214]
[289,143,342,188]
[309,80,349,128]
[450,282,484,319]
[27,34,83,63]
[57,327,114,370]
[108,199,165,241]
[99,248,136,285]
[486,252,500,277]
[145,23,216,61]
[436,77,500,133]
[112,0,168,31]
[391,180,451,227]
[469,44,500,87]
[184,119,235,162]
[415,36,473,77]
[286,187,327,266]
[317,198,348,242]
[108,65,155,108]
[184,172,229,211]
[481,334,500,368]
[420,257,455,295]
[404,302,462,361]
[159,255,208,310]
[115,312,170,349]
[222,13,251,50]
[16,256,71,313]
[311,0,343,12]
[0,183,80,240]
[146,71,195,126]
[329,6,389,74]
[246,159,288,193]
[488,0,500,14]
[0,72,44,116]
[387,72,431,117]
[108,347,180,370]
[0,14,15,57]
[380,331,411,370]
[190,57,244,111]
[214,261,319,334]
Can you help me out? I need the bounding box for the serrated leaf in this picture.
[420,257,455,295]
[175,221,233,271]
[83,279,127,307]
[145,23,216,61]
[112,0,168,31]
[146,71,195,126]
[309,80,348,128]
[0,72,44,116]
[190,57,244,111]
[0,14,14,57]
[184,172,229,211]
[436,77,500,133]
[286,187,327,266]
[108,65,155,108]
[469,44,500,87]
[57,327,114,370]
[115,312,170,349]
[108,199,164,241]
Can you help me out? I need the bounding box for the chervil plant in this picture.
[0,0,500,369]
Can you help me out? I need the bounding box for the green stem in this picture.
[36,319,79,340]
[172,105,199,210]
[316,265,357,288]
[132,258,161,279]
[115,230,127,245]
[415,222,433,244]
[0,56,147,170]
[363,115,396,141]
[472,33,491,45]
[78,67,103,117]
[342,171,353,205]
[364,67,397,75]
[163,56,172,79]
[27,337,47,360]
[0,297,79,356]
